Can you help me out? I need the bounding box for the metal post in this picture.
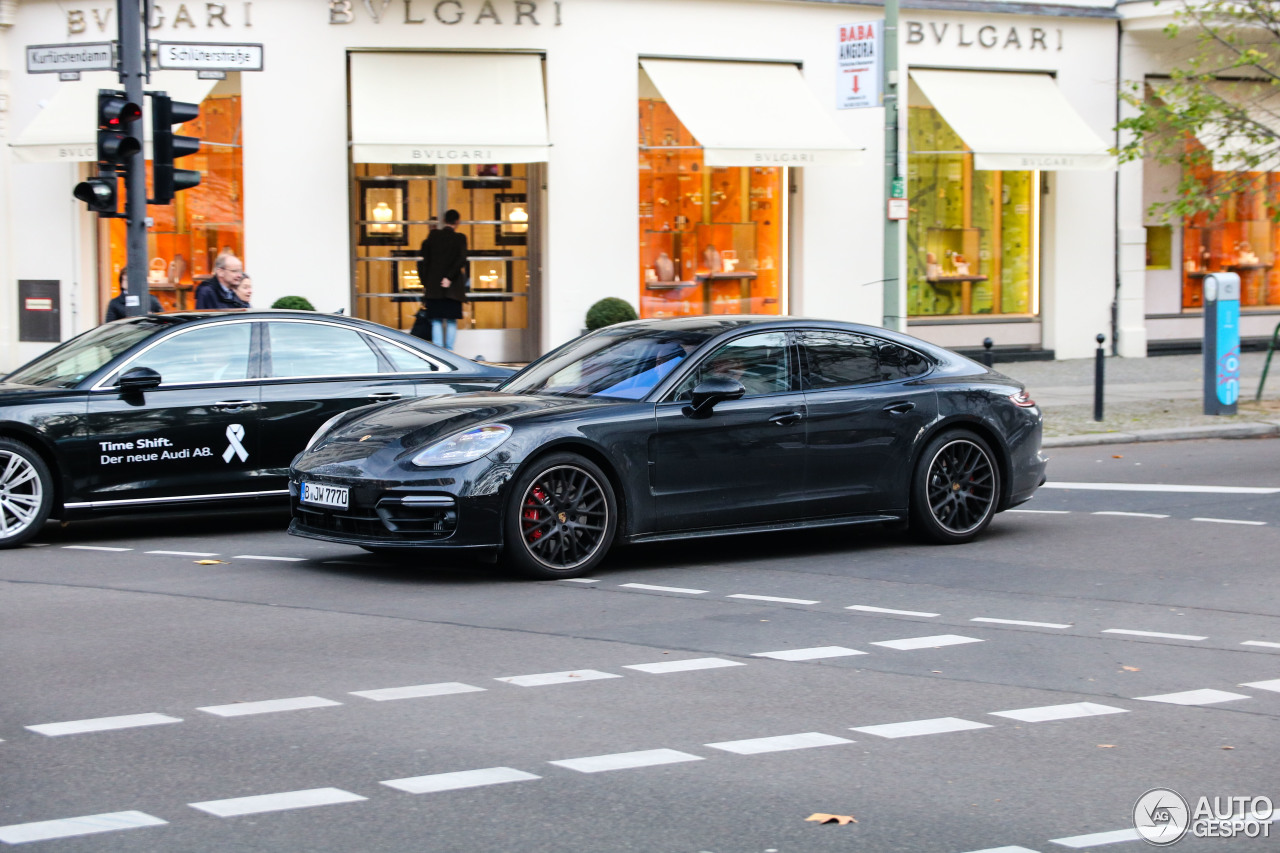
[118,0,149,316]
[1256,320,1280,402]
[1094,333,1105,422]
[982,337,994,368]
[881,0,902,332]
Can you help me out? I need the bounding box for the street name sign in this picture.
[155,42,264,72]
[26,42,114,74]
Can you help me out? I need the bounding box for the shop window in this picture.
[352,163,530,335]
[1146,225,1173,270]
[1180,139,1280,309]
[105,88,244,312]
[638,99,785,318]
[906,99,1038,317]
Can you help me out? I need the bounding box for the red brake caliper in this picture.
[524,486,548,540]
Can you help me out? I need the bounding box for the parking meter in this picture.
[1203,272,1240,416]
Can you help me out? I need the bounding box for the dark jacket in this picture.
[104,293,163,322]
[417,227,468,303]
[195,279,248,310]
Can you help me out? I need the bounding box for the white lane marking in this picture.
[351,682,486,702]
[623,658,744,674]
[752,646,867,661]
[972,617,1072,629]
[549,748,703,773]
[727,594,820,605]
[852,717,992,739]
[381,767,540,794]
[63,545,132,552]
[231,554,308,562]
[1192,517,1267,526]
[871,635,984,651]
[619,583,708,594]
[1239,679,1280,692]
[1243,640,1280,649]
[1134,689,1251,706]
[847,605,941,617]
[0,811,167,844]
[26,713,182,737]
[1049,827,1143,847]
[557,578,599,583]
[1007,509,1071,514]
[146,550,219,557]
[189,788,366,817]
[495,670,621,687]
[198,696,341,717]
[1092,511,1170,519]
[704,732,854,755]
[1042,482,1280,494]
[990,702,1129,723]
[1102,629,1207,641]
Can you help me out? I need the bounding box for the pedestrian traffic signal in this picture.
[149,93,202,205]
[73,90,142,216]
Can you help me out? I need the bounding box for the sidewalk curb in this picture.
[1043,422,1280,448]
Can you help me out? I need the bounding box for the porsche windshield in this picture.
[6,318,177,388]
[501,327,712,399]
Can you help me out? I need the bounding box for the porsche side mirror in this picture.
[684,377,745,418]
[117,366,162,392]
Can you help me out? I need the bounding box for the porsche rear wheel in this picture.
[0,438,54,549]
[910,430,1000,544]
[504,453,617,579]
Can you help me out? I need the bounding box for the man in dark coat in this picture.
[416,209,468,350]
[103,268,162,322]
[195,253,246,309]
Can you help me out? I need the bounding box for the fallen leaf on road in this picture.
[806,813,857,825]
[1098,744,1116,748]
[194,560,226,565]
[1112,455,1123,459]
[1122,666,1140,672]
[1222,746,1235,750]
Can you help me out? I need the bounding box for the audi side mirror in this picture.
[117,366,162,392]
[684,377,745,418]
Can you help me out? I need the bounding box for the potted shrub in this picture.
[271,296,315,311]
[585,297,638,331]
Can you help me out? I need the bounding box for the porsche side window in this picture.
[799,331,881,389]
[119,323,252,385]
[673,332,791,401]
[876,342,931,380]
[267,322,379,378]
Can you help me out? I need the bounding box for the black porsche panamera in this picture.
[289,316,1047,579]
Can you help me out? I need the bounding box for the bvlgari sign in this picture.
[905,20,1063,51]
[330,0,563,25]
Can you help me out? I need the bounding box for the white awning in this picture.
[640,58,862,168]
[350,52,549,164]
[909,69,1115,171]
[10,73,218,164]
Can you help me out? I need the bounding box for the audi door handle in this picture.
[214,400,254,410]
[769,411,804,426]
[367,392,402,401]
[883,401,916,415]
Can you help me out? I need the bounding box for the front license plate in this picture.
[302,482,349,510]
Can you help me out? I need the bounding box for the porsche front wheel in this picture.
[504,453,617,580]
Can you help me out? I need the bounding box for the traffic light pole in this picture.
[882,0,903,332]
[118,0,149,317]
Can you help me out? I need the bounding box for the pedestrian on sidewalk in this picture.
[416,209,468,351]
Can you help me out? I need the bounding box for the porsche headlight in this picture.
[411,424,513,468]
[304,412,349,453]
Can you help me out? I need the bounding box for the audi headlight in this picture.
[304,412,349,453]
[411,424,513,468]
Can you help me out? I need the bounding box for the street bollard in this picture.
[1094,333,1105,422]
[982,337,994,368]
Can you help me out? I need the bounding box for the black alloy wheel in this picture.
[910,430,1000,544]
[504,452,617,579]
[0,438,55,549]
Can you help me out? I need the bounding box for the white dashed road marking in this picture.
[704,732,853,754]
[972,617,1072,629]
[1102,629,1207,641]
[557,578,599,583]
[847,605,941,617]
[623,658,744,674]
[751,646,867,661]
[0,811,166,845]
[350,682,486,702]
[549,749,703,773]
[1091,511,1169,519]
[189,788,366,817]
[62,545,131,552]
[495,670,621,687]
[852,717,992,739]
[231,555,307,562]
[1134,689,1251,706]
[1239,679,1280,692]
[381,767,540,794]
[871,635,984,651]
[1243,641,1280,649]
[619,583,708,594]
[198,696,341,717]
[990,702,1129,723]
[1042,482,1280,494]
[1192,517,1267,526]
[26,713,182,737]
[1049,827,1142,847]
[146,550,219,557]
[727,594,820,605]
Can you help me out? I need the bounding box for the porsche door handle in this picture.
[769,411,804,426]
[367,392,402,401]
[883,401,916,415]
[213,400,254,411]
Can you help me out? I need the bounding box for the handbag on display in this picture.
[410,308,433,340]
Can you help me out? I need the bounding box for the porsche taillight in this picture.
[1009,390,1036,408]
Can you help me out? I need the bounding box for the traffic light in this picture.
[73,90,142,215]
[149,93,201,205]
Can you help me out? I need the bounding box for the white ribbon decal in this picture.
[223,423,249,463]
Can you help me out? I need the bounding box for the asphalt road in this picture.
[3,437,1279,852]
